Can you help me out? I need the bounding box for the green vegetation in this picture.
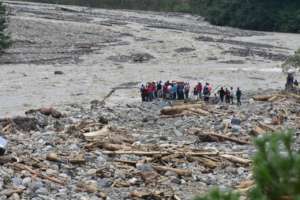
[194,189,240,200]
[282,49,300,72]
[20,0,300,33]
[195,130,300,200]
[191,0,300,33]
[0,2,11,52]
[20,0,192,12]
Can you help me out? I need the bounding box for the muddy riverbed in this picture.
[0,0,300,116]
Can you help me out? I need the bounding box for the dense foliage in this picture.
[251,130,300,200]
[20,0,300,33]
[195,130,300,200]
[0,2,10,51]
[191,0,300,33]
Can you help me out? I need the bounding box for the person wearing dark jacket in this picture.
[203,83,210,102]
[236,87,242,106]
[219,87,225,103]
[225,88,230,104]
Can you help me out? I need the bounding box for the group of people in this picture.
[140,81,191,101]
[140,81,243,106]
[217,87,242,106]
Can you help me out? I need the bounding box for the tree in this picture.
[282,49,300,73]
[194,130,300,200]
[0,2,10,52]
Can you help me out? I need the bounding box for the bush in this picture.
[194,188,240,200]
[194,130,300,200]
[173,3,192,13]
[251,130,300,200]
[282,49,300,72]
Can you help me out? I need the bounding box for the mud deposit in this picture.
[0,0,299,116]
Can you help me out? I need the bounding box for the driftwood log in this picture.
[152,165,192,176]
[160,104,208,116]
[12,163,66,185]
[192,129,251,145]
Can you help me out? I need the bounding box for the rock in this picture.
[12,177,22,187]
[139,171,159,183]
[0,136,7,156]
[231,125,241,133]
[22,177,31,187]
[46,152,60,162]
[36,187,48,195]
[165,170,178,177]
[98,178,113,188]
[86,169,97,176]
[30,181,44,191]
[136,163,153,172]
[8,193,20,200]
[237,167,245,175]
[231,118,241,126]
[54,71,64,75]
[128,177,138,185]
[175,47,195,53]
[170,176,181,184]
[173,128,183,137]
[39,107,63,119]
[79,180,98,193]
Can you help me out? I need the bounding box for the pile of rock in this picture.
[0,91,299,199]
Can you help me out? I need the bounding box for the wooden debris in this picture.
[130,190,163,199]
[139,171,160,184]
[102,150,171,156]
[12,163,66,185]
[83,125,110,140]
[235,180,255,189]
[152,165,192,176]
[272,115,284,125]
[0,188,25,197]
[76,181,98,193]
[258,122,277,132]
[0,155,18,165]
[86,142,132,151]
[253,95,274,101]
[69,154,86,164]
[220,154,251,165]
[190,156,218,169]
[26,107,64,118]
[250,126,266,136]
[192,129,251,145]
[160,104,207,116]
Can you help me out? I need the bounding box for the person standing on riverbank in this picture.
[219,87,225,103]
[236,87,242,106]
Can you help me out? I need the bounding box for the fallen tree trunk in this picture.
[102,150,219,157]
[160,104,203,115]
[12,163,66,185]
[102,150,171,156]
[152,165,192,176]
[86,142,132,151]
[253,95,274,101]
[193,129,251,145]
[258,122,277,132]
[220,154,251,165]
